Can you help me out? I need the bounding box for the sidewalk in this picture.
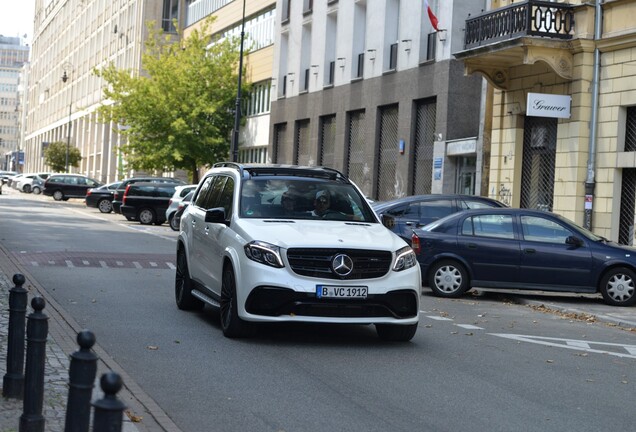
[0,241,180,431]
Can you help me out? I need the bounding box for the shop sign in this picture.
[526,93,571,119]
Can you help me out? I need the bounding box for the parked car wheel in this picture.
[53,190,64,201]
[599,267,636,306]
[22,184,31,193]
[175,249,203,310]
[428,259,470,298]
[137,208,155,225]
[32,186,41,194]
[169,214,179,231]
[375,323,418,342]
[220,265,252,338]
[97,198,113,213]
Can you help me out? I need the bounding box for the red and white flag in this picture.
[424,0,440,31]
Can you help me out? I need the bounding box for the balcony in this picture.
[455,0,581,90]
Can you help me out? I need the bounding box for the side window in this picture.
[76,177,88,186]
[194,176,215,208]
[204,176,227,209]
[87,179,98,187]
[462,199,497,210]
[420,199,454,223]
[217,178,235,219]
[521,216,573,244]
[463,215,515,239]
[385,204,408,217]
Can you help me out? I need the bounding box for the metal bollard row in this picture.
[2,274,127,432]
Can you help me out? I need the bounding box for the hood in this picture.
[236,219,409,251]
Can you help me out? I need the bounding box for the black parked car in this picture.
[112,176,186,217]
[85,181,122,213]
[411,207,636,306]
[372,194,507,243]
[43,174,102,201]
[120,182,178,225]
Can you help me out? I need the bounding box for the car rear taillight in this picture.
[411,233,421,255]
[168,199,173,205]
[86,189,92,196]
[123,185,131,205]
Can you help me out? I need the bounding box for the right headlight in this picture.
[244,241,285,268]
[392,246,417,272]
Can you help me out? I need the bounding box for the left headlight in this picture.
[244,241,285,268]
[392,246,417,272]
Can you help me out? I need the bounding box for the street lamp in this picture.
[230,0,247,163]
[61,63,74,173]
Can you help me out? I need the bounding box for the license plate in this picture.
[316,285,368,299]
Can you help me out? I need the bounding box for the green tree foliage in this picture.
[43,141,82,172]
[96,18,250,183]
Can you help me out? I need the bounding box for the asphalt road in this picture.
[1,188,635,432]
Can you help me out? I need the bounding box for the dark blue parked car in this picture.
[372,194,506,244]
[411,208,636,306]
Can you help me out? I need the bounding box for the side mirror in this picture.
[381,214,396,229]
[565,235,584,248]
[205,207,227,224]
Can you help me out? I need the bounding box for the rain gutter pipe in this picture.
[584,0,603,230]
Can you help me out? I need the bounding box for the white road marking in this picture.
[133,261,142,269]
[456,324,483,330]
[490,334,636,359]
[149,262,158,267]
[82,260,89,265]
[65,260,74,268]
[31,262,38,267]
[99,261,107,268]
[166,262,176,270]
[116,261,123,266]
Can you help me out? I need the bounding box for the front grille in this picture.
[246,287,418,319]
[287,248,392,280]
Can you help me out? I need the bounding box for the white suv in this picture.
[176,163,421,341]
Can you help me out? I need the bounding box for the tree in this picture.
[43,141,82,172]
[95,18,250,183]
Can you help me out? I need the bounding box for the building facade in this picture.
[456,0,636,243]
[23,0,186,183]
[184,0,276,164]
[269,0,490,201]
[0,35,29,172]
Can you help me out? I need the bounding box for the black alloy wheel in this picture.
[220,265,252,338]
[175,249,203,310]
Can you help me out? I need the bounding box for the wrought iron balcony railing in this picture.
[464,0,575,49]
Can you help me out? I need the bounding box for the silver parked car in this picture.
[166,184,197,230]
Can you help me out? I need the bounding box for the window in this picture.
[462,215,515,239]
[521,216,572,244]
[194,176,214,208]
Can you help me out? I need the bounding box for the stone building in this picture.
[456,0,636,243]
[269,0,490,201]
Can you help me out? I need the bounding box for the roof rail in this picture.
[213,162,244,177]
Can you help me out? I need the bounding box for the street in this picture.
[1,189,635,432]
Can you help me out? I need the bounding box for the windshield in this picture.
[240,178,378,222]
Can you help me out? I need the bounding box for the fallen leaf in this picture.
[546,360,554,363]
[125,410,143,422]
[464,332,474,336]
[174,340,181,344]
[147,345,159,350]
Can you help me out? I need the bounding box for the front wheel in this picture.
[22,184,31,193]
[428,259,470,298]
[169,214,179,231]
[375,323,418,342]
[175,249,203,310]
[138,208,156,225]
[599,267,636,306]
[220,266,252,338]
[97,198,113,213]
[53,190,64,201]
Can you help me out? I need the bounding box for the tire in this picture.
[428,259,470,298]
[138,208,155,225]
[169,213,179,231]
[376,323,418,342]
[599,267,636,306]
[53,190,64,201]
[175,249,203,311]
[32,186,41,194]
[97,198,113,213]
[22,184,31,193]
[220,265,252,338]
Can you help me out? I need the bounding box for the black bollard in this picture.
[19,296,49,432]
[92,372,127,432]
[2,273,27,399]
[64,330,98,432]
